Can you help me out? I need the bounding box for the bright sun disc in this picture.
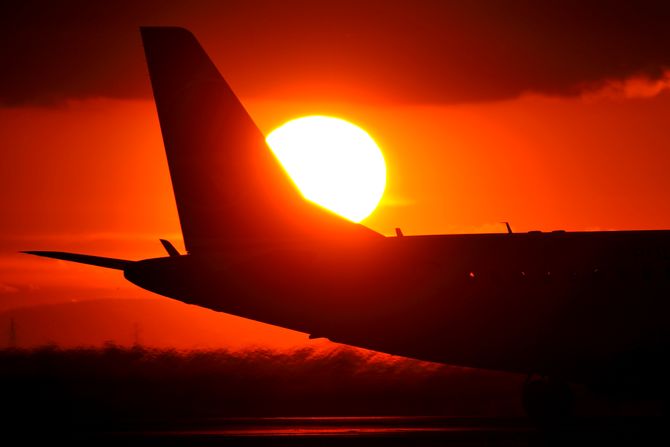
[266,116,386,222]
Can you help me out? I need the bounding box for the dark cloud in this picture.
[2,0,670,106]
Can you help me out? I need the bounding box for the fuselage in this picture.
[125,229,670,388]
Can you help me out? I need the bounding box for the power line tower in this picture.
[133,322,142,348]
[9,317,17,349]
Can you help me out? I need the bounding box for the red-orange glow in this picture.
[3,71,670,349]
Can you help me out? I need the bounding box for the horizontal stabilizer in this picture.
[22,251,132,270]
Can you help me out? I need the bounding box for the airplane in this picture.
[24,27,670,422]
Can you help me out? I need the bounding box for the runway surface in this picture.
[70,416,668,446]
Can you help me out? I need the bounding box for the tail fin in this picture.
[140,27,380,253]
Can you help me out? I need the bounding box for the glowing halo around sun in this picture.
[266,116,386,222]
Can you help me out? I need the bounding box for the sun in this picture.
[266,116,386,222]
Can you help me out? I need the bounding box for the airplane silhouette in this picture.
[24,27,670,422]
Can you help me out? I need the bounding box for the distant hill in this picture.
[0,297,320,350]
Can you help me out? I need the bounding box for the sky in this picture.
[2,0,670,348]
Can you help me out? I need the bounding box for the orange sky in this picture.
[2,1,670,348]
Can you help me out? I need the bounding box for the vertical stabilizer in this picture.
[140,27,379,253]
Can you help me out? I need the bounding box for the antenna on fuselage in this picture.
[502,222,513,234]
[160,239,181,257]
